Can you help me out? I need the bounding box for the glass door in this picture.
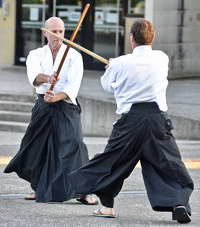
[55,0,83,45]
[15,0,124,70]
[85,0,124,70]
[94,0,122,58]
[15,0,47,64]
[15,0,82,65]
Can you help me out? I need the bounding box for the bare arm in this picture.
[33,74,49,86]
[33,72,58,86]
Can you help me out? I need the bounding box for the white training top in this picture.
[26,43,83,105]
[101,45,169,114]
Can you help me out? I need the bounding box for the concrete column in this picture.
[0,0,16,67]
[145,0,200,78]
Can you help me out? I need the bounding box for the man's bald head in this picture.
[43,17,65,50]
[45,17,65,30]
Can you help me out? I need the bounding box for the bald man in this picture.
[4,17,97,205]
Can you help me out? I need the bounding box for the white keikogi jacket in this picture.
[26,43,83,105]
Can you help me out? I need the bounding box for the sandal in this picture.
[25,192,36,200]
[76,195,98,205]
[92,208,116,218]
[173,206,191,223]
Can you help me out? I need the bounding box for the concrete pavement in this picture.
[0,130,200,226]
[0,166,199,226]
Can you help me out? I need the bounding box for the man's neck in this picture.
[49,44,61,62]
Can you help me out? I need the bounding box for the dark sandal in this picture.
[173,206,191,223]
[92,209,116,218]
[76,195,98,205]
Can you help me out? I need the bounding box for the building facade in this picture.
[146,0,200,78]
[0,0,200,77]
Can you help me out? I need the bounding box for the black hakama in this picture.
[67,102,194,213]
[4,95,89,202]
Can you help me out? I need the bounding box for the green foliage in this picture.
[132,0,144,8]
[96,0,117,3]
[23,0,41,3]
[23,0,42,3]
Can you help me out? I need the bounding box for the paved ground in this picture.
[0,66,200,226]
[0,131,200,226]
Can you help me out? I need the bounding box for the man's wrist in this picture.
[54,94,58,102]
[47,76,51,83]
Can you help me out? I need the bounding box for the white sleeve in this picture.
[61,53,83,103]
[100,59,117,94]
[26,50,42,87]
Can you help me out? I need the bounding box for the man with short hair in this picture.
[4,17,97,205]
[67,19,194,223]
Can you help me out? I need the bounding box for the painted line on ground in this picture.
[0,189,199,198]
[1,156,200,169]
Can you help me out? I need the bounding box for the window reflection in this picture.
[94,0,123,59]
[17,0,145,68]
[128,0,145,16]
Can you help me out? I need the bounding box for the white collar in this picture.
[132,45,152,54]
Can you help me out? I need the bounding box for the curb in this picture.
[0,93,199,140]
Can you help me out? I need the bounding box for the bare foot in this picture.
[92,207,116,218]
[77,195,98,205]
[25,192,36,200]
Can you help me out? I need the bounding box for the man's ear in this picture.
[153,32,156,41]
[129,33,135,49]
[43,31,47,38]
[129,33,133,42]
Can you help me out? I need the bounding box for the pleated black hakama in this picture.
[67,102,194,213]
[4,95,89,202]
